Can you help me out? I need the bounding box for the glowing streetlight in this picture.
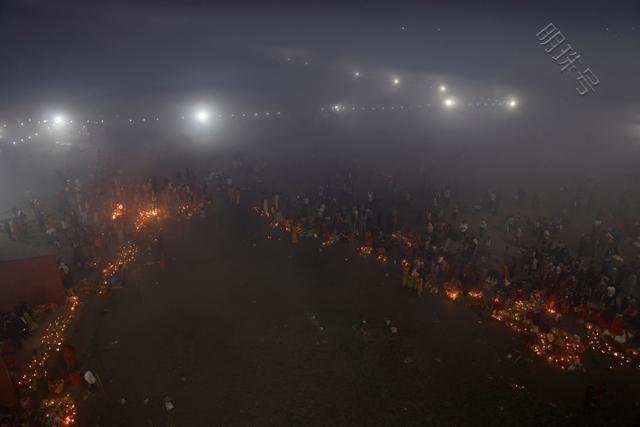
[189,105,217,136]
[195,109,210,123]
[443,98,456,108]
[392,77,401,85]
[439,85,447,92]
[53,115,67,127]
[354,71,360,77]
[507,98,518,109]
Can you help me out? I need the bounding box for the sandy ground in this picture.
[57,196,639,426]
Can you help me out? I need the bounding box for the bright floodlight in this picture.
[53,115,65,125]
[392,77,400,85]
[444,98,456,108]
[195,109,210,123]
[439,85,447,92]
[507,99,518,108]
[354,71,360,77]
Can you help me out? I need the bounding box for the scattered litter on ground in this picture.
[163,397,174,411]
[84,371,97,385]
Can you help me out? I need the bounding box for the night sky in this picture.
[1,0,638,113]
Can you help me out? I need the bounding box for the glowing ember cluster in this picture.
[177,201,202,219]
[40,393,77,426]
[19,297,80,390]
[111,203,124,220]
[376,254,389,264]
[585,327,639,369]
[134,207,161,231]
[530,329,584,371]
[357,245,373,256]
[491,299,585,370]
[467,290,483,300]
[321,237,337,247]
[444,287,461,301]
[100,241,138,291]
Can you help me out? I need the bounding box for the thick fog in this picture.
[1,0,640,210]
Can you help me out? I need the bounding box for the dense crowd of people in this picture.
[207,161,640,358]
[2,155,640,423]
[4,158,640,354]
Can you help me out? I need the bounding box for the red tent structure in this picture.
[0,255,66,312]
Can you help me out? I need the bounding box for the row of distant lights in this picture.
[337,80,518,111]
[1,110,283,144]
[6,131,40,145]
[3,84,515,129]
[2,110,283,128]
[2,90,518,145]
[1,115,68,145]
[326,99,518,113]
[187,110,282,123]
[123,111,284,124]
[1,115,69,129]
